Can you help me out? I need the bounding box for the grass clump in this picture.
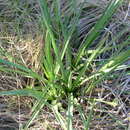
[0,0,130,129]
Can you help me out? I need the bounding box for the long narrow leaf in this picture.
[75,0,123,66]
[0,89,43,100]
[52,104,67,130]
[74,35,108,86]
[0,59,31,72]
[24,97,47,129]
[67,93,73,130]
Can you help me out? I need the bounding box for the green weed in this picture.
[0,0,129,129]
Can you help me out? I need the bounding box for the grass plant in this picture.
[0,0,130,129]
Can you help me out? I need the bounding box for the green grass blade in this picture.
[0,66,31,76]
[24,97,47,129]
[84,104,94,130]
[43,31,54,80]
[99,49,130,74]
[0,59,47,82]
[75,0,123,66]
[0,59,31,72]
[0,89,43,100]
[67,93,73,130]
[76,104,87,129]
[39,0,66,79]
[85,49,130,93]
[23,86,49,129]
[51,103,67,130]
[81,48,130,86]
[84,27,130,55]
[74,99,94,130]
[74,35,108,86]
